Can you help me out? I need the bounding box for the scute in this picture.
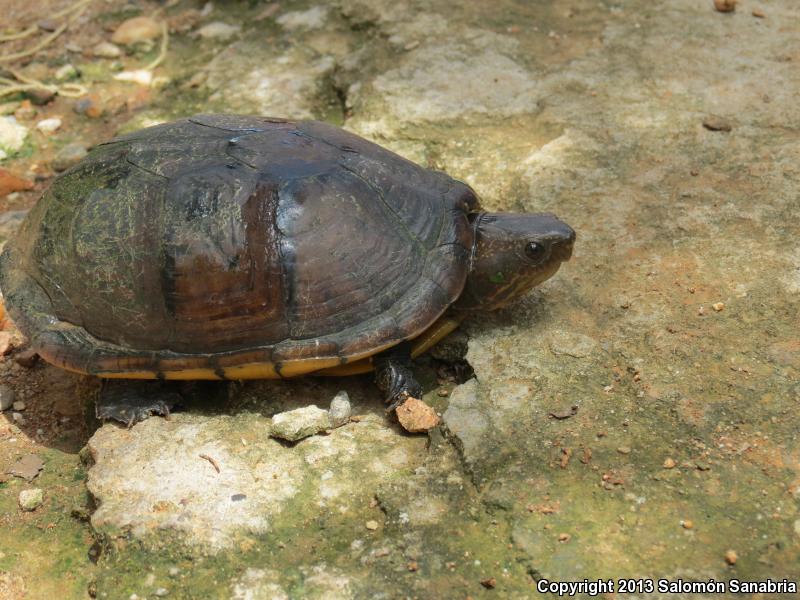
[0,115,478,377]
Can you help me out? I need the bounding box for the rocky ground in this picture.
[1,0,799,598]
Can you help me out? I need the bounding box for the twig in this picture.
[0,0,93,64]
[144,21,169,71]
[199,453,220,473]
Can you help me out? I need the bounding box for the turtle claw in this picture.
[96,381,180,426]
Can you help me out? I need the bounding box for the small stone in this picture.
[196,22,241,40]
[663,457,677,469]
[558,533,571,542]
[112,16,162,46]
[437,388,449,397]
[73,95,103,119]
[270,405,329,441]
[329,390,352,428]
[0,385,14,410]
[93,41,123,58]
[724,549,738,565]
[480,577,497,589]
[154,588,169,597]
[0,332,11,354]
[617,446,631,455]
[12,401,25,411]
[713,0,736,12]
[681,519,694,529]
[52,142,88,171]
[0,168,34,197]
[18,488,43,511]
[12,412,25,425]
[752,8,765,17]
[702,116,732,132]
[712,302,725,312]
[396,397,440,433]
[54,64,79,81]
[36,117,62,134]
[14,348,39,368]
[25,88,56,106]
[365,520,379,530]
[407,561,418,572]
[9,455,43,481]
[0,116,29,155]
[698,306,706,316]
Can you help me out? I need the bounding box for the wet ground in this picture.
[1,0,799,598]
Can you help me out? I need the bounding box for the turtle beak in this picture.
[557,223,576,261]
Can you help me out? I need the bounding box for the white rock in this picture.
[11,412,25,426]
[35,117,62,134]
[0,116,28,155]
[19,488,43,511]
[276,6,329,30]
[196,21,241,40]
[54,64,78,81]
[329,391,352,428]
[93,41,122,58]
[12,400,25,411]
[270,405,329,442]
[0,384,14,411]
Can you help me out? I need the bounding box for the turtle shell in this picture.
[0,115,479,379]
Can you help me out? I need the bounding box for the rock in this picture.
[111,16,162,46]
[0,332,11,355]
[196,22,241,40]
[329,391,352,428]
[442,379,489,461]
[93,41,123,58]
[87,413,423,551]
[11,412,25,426]
[0,116,28,157]
[0,210,28,241]
[0,385,15,411]
[14,348,39,368]
[12,401,25,411]
[230,568,288,600]
[703,116,732,132]
[8,454,44,481]
[24,88,55,106]
[54,64,78,81]
[35,117,62,134]
[276,6,329,30]
[18,488,43,511]
[0,169,34,197]
[270,405,330,441]
[52,142,88,171]
[365,519,379,530]
[714,0,736,12]
[548,330,599,358]
[73,95,103,119]
[396,397,440,433]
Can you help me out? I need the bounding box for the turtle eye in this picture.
[524,241,547,262]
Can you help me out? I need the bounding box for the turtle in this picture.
[0,114,575,425]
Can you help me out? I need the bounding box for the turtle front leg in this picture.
[373,342,423,413]
[96,380,182,427]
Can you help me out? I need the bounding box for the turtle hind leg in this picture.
[373,342,422,413]
[96,380,182,427]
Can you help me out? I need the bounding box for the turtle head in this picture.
[455,212,575,311]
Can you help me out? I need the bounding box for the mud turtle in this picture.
[0,114,574,423]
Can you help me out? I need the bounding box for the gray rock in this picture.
[276,6,329,30]
[12,401,25,411]
[0,210,28,242]
[196,22,241,40]
[270,405,330,441]
[18,488,43,511]
[0,384,14,411]
[329,391,352,428]
[52,142,88,171]
[93,41,122,58]
[548,330,598,358]
[442,379,489,465]
[11,412,25,426]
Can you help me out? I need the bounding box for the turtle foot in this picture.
[96,381,182,427]
[373,342,423,415]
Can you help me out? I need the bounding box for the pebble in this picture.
[480,577,497,589]
[93,41,123,58]
[558,533,571,542]
[752,8,765,18]
[52,142,88,171]
[12,401,25,411]
[196,22,241,40]
[0,116,29,154]
[73,95,103,119]
[25,88,55,106]
[713,0,736,12]
[154,588,169,597]
[681,519,694,529]
[702,116,732,132]
[35,117,62,134]
[111,16,162,46]
[724,549,738,565]
[0,332,11,354]
[663,457,677,469]
[0,169,33,197]
[329,390,352,428]
[396,397,440,433]
[54,64,78,81]
[365,520,379,530]
[0,384,15,411]
[617,446,631,455]
[12,412,25,425]
[712,302,725,312]
[269,405,330,442]
[18,488,44,511]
